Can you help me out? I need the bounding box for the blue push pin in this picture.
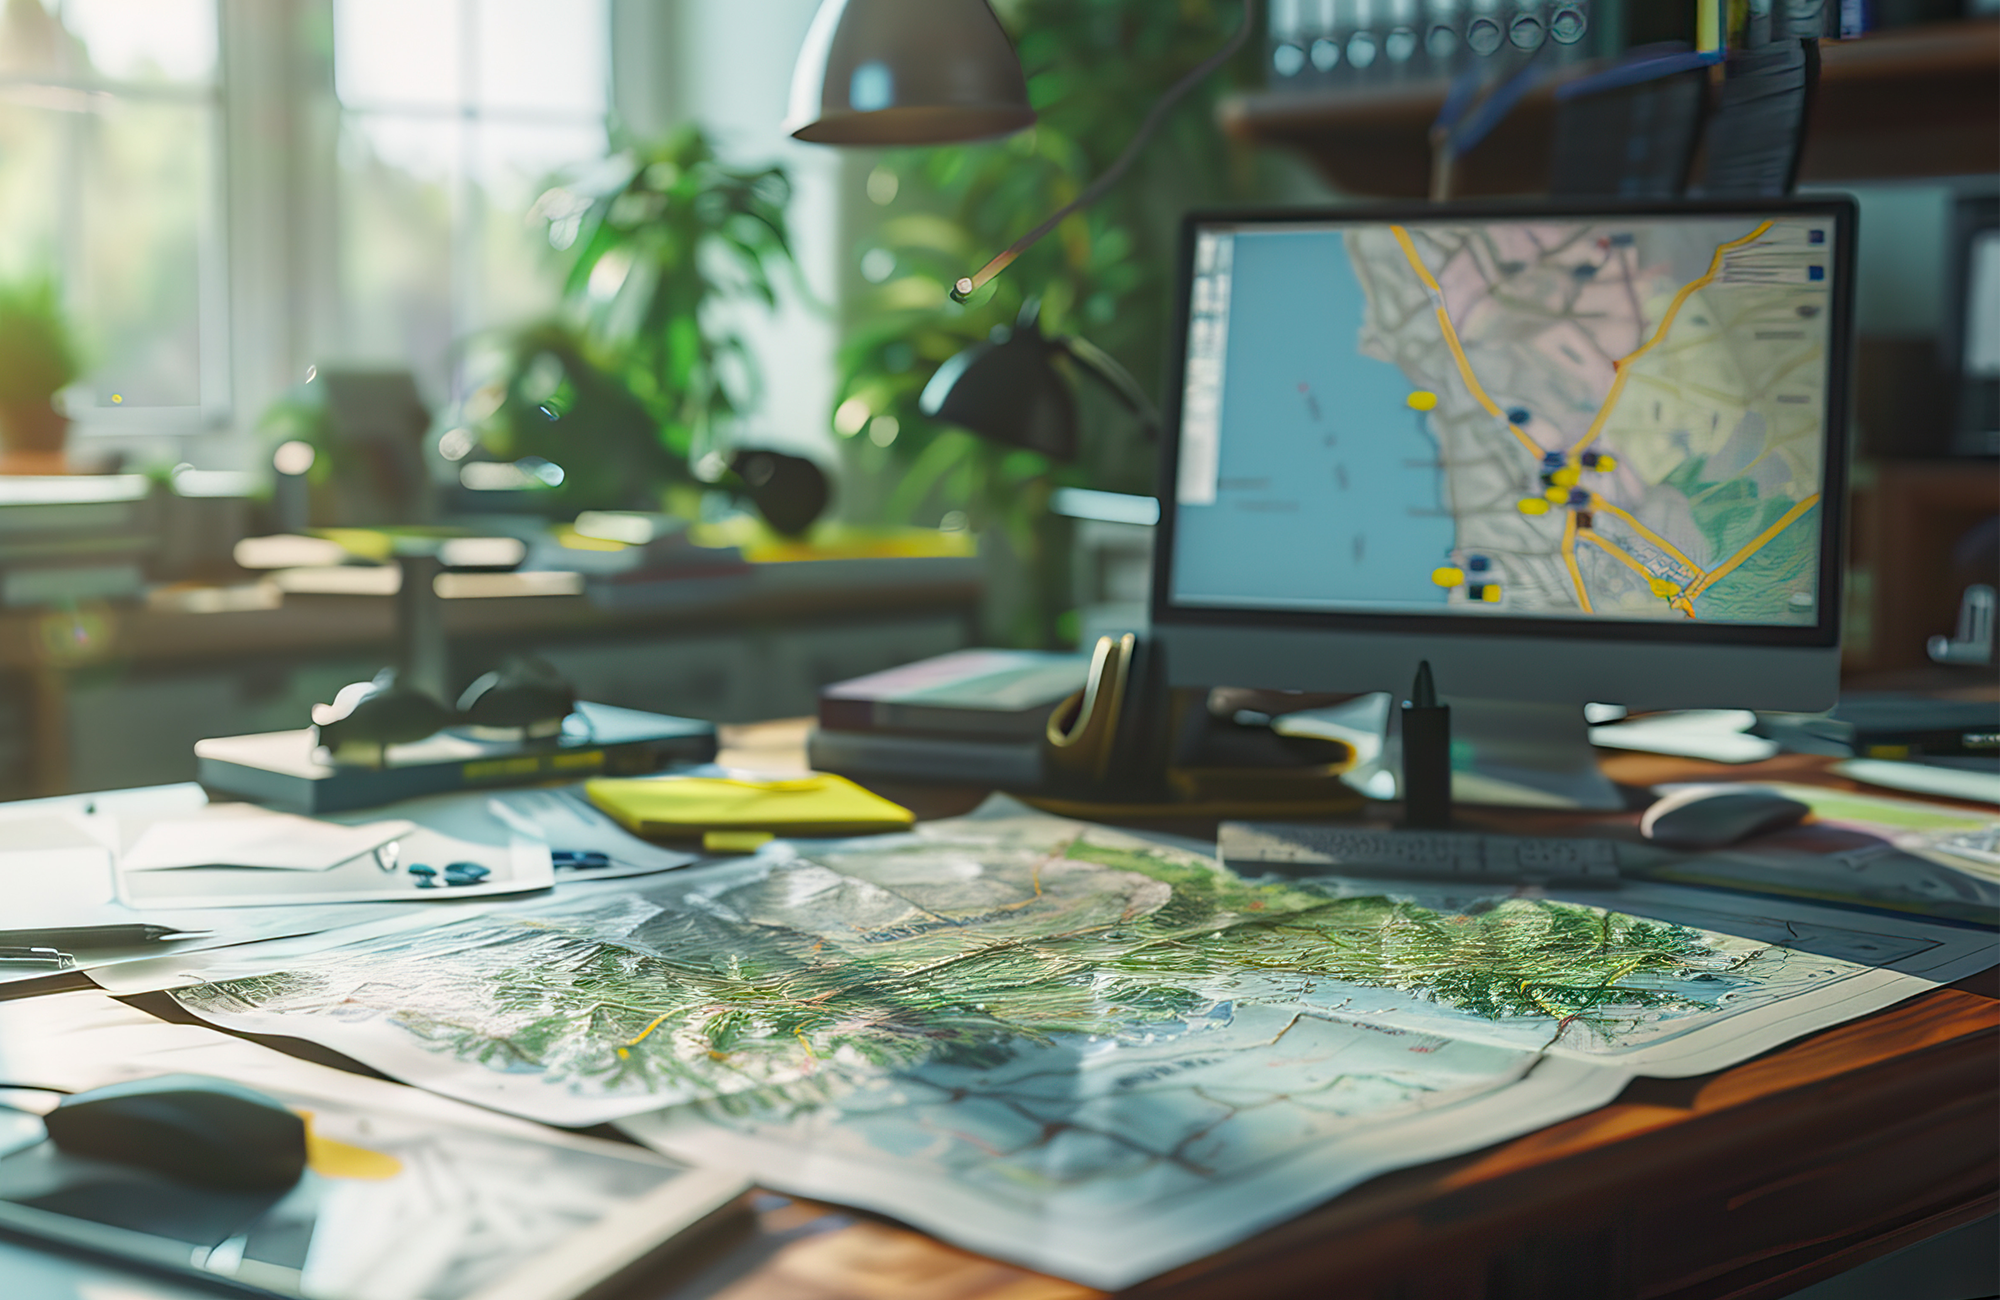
[443,862,491,887]
[408,863,437,889]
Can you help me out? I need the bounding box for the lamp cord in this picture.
[951,0,1262,303]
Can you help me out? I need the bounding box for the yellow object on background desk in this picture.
[584,773,915,840]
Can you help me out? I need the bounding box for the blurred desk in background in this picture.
[0,556,980,800]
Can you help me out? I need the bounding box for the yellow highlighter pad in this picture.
[585,773,915,840]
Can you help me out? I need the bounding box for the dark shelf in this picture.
[1223,20,2000,197]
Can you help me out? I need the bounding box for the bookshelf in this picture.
[1222,20,2000,198]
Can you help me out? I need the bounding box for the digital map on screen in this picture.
[1171,215,1834,625]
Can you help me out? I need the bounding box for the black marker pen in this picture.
[1402,660,1452,829]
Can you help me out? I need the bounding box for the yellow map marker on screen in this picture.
[1432,566,1464,586]
[1518,498,1550,515]
[1407,391,1438,411]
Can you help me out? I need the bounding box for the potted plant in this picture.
[466,126,802,521]
[0,275,81,473]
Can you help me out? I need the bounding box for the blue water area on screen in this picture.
[1170,228,1454,609]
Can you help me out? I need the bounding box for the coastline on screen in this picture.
[1168,214,1835,628]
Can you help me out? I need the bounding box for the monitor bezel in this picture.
[1148,196,1856,650]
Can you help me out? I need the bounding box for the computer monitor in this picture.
[1149,198,1856,807]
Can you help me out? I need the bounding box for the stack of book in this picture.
[806,649,1091,788]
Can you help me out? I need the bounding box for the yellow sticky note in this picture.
[586,772,915,840]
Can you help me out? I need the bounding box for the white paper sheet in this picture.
[0,816,117,921]
[118,829,553,909]
[320,785,696,881]
[121,807,414,873]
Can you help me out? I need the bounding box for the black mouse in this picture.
[1640,786,1812,851]
[42,1075,308,1192]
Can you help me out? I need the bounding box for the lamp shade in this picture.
[786,0,1035,146]
[921,305,1160,462]
[920,317,1077,461]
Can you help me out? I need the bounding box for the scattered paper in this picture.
[119,829,551,909]
[121,807,414,873]
[0,815,116,922]
[313,786,697,882]
[117,797,1997,1287]
[487,787,699,875]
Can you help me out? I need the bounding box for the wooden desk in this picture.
[12,725,1991,1300]
[588,724,1998,1300]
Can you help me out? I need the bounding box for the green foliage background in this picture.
[475,128,797,515]
[835,0,1320,644]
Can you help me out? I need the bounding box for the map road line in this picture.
[1388,224,1542,458]
[1572,221,1776,458]
[1687,493,1821,600]
[1589,495,1707,579]
[1561,509,1593,613]
[1582,533,1700,619]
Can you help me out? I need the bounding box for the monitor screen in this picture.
[1164,207,1843,632]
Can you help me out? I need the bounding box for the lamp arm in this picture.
[950,0,1261,304]
[1055,334,1161,436]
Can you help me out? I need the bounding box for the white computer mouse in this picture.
[1640,785,1812,851]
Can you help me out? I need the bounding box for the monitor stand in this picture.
[1352,697,1626,811]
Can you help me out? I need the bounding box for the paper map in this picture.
[153,802,1995,1285]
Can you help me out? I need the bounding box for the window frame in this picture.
[0,0,234,442]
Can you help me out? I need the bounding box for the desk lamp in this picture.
[917,301,1158,461]
[789,0,1247,453]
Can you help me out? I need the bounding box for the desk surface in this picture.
[8,726,1995,1300]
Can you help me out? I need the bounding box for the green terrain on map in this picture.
[178,827,1756,1111]
[1661,454,1820,622]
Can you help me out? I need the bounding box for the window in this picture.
[0,0,226,433]
[331,0,611,406]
